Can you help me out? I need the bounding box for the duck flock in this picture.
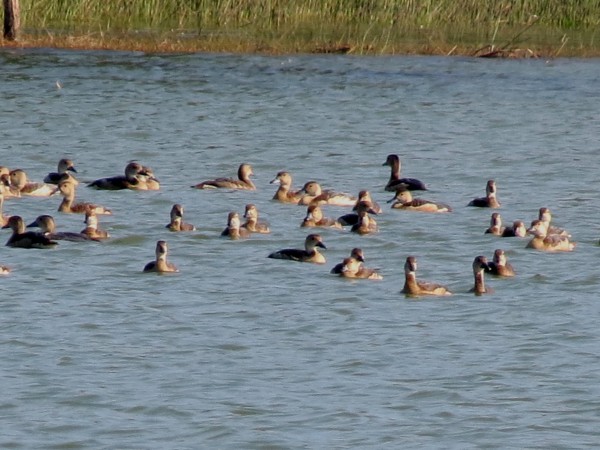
[0,155,576,296]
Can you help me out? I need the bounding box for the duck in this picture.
[330,248,365,274]
[486,249,515,277]
[468,179,500,208]
[138,166,160,191]
[301,205,342,229]
[0,167,13,198]
[0,191,11,228]
[388,188,452,213]
[268,234,327,264]
[81,207,110,240]
[485,212,505,235]
[338,197,380,227]
[221,212,250,240]
[9,169,57,197]
[58,181,112,215]
[191,163,255,190]
[501,220,527,238]
[270,171,302,204]
[401,256,451,297]
[350,202,378,235]
[298,181,357,207]
[44,158,78,185]
[355,190,382,214]
[2,215,58,249]
[26,214,96,242]
[469,255,493,295]
[526,219,575,252]
[339,257,383,280]
[166,204,195,231]
[383,154,427,191]
[242,204,270,234]
[88,162,152,190]
[538,207,571,237]
[143,240,178,273]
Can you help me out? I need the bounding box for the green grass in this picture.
[6,0,600,56]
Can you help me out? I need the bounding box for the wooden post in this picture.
[3,0,20,41]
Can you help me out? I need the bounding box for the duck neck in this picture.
[389,158,400,181]
[59,195,73,212]
[306,243,320,256]
[276,184,289,197]
[487,194,499,208]
[86,214,98,229]
[229,227,241,239]
[404,272,419,293]
[155,256,170,271]
[474,270,486,295]
[239,170,255,188]
[170,217,182,230]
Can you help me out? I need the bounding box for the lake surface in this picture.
[1,49,600,449]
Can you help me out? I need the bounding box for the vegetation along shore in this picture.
[2,0,600,57]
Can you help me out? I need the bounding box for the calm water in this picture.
[1,49,600,449]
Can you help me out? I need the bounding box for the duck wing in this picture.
[268,248,307,261]
[386,178,427,192]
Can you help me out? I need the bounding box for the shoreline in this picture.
[2,29,599,58]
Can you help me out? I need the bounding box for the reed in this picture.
[7,0,600,56]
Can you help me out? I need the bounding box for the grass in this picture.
[3,0,600,56]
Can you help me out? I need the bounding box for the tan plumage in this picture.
[298,181,356,207]
[526,220,575,252]
[166,204,195,231]
[192,163,255,190]
[469,256,493,295]
[339,257,382,280]
[242,204,270,233]
[301,205,342,229]
[389,189,452,213]
[270,171,302,203]
[58,181,112,215]
[143,240,178,273]
[221,212,250,240]
[81,207,110,240]
[401,256,451,297]
[487,249,515,277]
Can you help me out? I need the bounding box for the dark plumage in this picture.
[268,234,327,264]
[3,216,58,249]
[383,154,427,191]
[468,179,500,208]
[27,215,97,242]
[331,248,365,274]
[88,162,152,190]
[44,158,77,185]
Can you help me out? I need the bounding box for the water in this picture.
[1,49,600,448]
